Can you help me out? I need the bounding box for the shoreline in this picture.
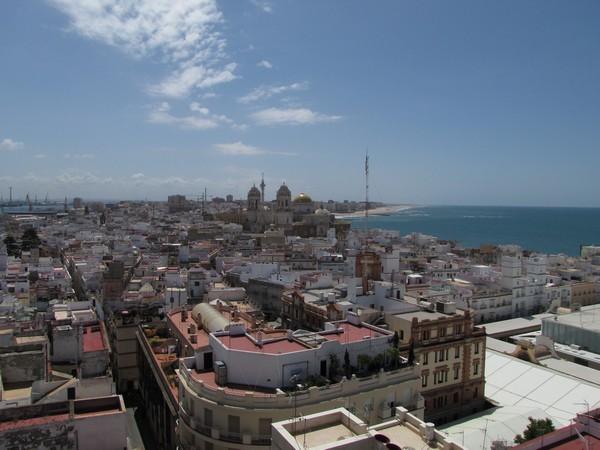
[334,204,414,219]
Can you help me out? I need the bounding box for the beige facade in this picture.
[387,308,487,425]
[108,312,141,392]
[571,280,598,307]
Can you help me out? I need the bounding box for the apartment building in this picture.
[164,305,424,450]
[387,305,487,424]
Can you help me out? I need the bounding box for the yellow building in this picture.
[386,307,487,425]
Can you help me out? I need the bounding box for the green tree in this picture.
[344,349,351,379]
[408,340,416,366]
[514,417,555,444]
[393,330,400,348]
[329,354,339,380]
[3,235,20,256]
[387,347,401,369]
[20,228,41,251]
[357,354,371,373]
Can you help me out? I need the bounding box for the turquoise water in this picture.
[345,205,600,256]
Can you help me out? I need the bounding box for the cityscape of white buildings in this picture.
[0,189,599,449]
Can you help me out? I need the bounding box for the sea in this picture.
[3,203,599,257]
[344,205,600,257]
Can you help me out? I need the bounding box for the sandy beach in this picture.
[334,204,413,219]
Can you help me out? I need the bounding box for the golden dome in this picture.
[292,193,312,203]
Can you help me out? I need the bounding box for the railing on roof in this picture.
[177,357,418,409]
[179,402,271,446]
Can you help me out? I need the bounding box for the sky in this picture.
[1,1,599,207]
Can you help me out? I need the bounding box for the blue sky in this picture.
[1,1,599,207]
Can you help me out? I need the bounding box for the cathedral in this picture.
[243,177,349,241]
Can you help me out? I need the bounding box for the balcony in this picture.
[179,402,271,446]
[177,357,420,411]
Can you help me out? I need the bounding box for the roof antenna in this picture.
[362,149,370,294]
[365,148,369,247]
[260,173,266,204]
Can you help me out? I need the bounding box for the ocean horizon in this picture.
[344,204,600,257]
[3,202,599,257]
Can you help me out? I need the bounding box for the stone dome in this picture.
[248,185,260,196]
[315,203,330,215]
[277,183,291,196]
[293,193,312,203]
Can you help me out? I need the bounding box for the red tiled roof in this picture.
[82,326,105,352]
[216,333,307,354]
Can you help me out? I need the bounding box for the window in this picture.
[422,352,429,365]
[228,415,240,434]
[437,371,445,384]
[204,408,213,427]
[454,367,460,380]
[440,327,446,337]
[474,342,480,355]
[453,392,459,403]
[473,363,479,375]
[455,347,460,358]
[437,348,449,362]
[421,375,428,387]
[423,330,430,341]
[258,417,271,436]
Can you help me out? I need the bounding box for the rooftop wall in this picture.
[178,356,420,410]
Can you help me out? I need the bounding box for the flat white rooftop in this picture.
[441,349,600,449]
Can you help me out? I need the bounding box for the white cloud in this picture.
[64,153,94,159]
[49,0,236,99]
[214,142,297,156]
[239,82,308,104]
[131,173,145,179]
[258,60,272,69]
[232,123,250,131]
[147,62,237,98]
[148,101,233,129]
[214,141,264,156]
[190,102,210,115]
[1,138,25,151]
[56,171,102,185]
[251,0,274,13]
[250,108,342,126]
[164,176,186,185]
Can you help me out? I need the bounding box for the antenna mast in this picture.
[260,173,266,204]
[362,150,370,295]
[365,149,369,248]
